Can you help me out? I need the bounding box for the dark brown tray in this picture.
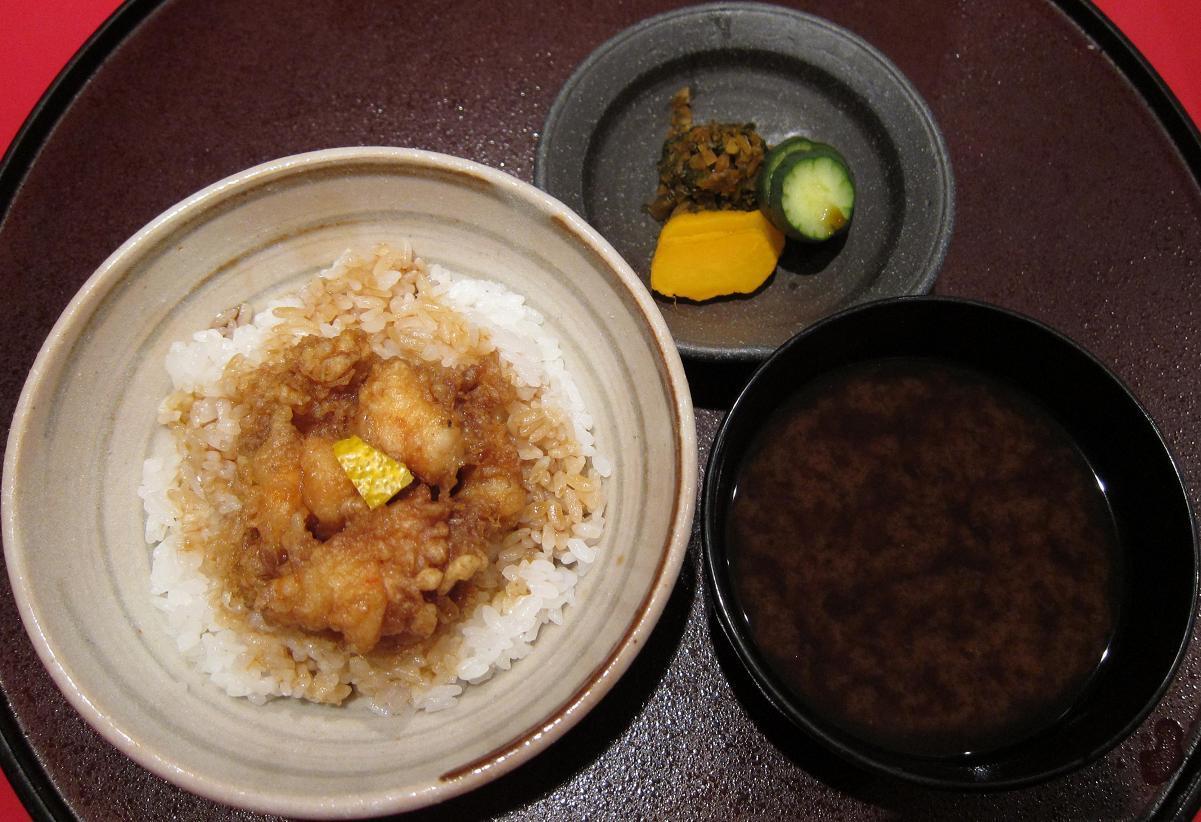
[2,0,1200,818]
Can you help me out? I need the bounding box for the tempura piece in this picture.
[355,358,465,491]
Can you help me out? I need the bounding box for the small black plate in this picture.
[535,3,955,362]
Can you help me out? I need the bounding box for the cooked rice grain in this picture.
[141,244,607,713]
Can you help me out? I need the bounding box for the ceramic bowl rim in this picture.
[1,146,699,817]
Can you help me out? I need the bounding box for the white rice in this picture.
[139,246,608,713]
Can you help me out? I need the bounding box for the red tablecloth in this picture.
[0,1,1198,819]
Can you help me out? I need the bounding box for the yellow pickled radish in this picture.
[650,209,786,301]
[331,435,413,509]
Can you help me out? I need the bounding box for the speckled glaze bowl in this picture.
[1,148,697,817]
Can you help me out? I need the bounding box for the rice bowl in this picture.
[144,243,611,715]
[2,148,696,817]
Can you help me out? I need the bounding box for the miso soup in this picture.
[727,358,1120,758]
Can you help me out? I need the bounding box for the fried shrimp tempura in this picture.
[217,331,526,654]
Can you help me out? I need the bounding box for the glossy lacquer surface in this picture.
[704,299,1195,791]
[2,0,1201,818]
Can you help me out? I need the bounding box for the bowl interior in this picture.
[703,297,1197,789]
[3,149,695,816]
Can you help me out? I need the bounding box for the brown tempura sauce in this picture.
[728,358,1120,758]
[196,329,527,657]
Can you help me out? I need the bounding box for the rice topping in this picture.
[139,244,608,713]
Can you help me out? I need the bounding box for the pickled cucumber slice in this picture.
[763,142,855,242]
